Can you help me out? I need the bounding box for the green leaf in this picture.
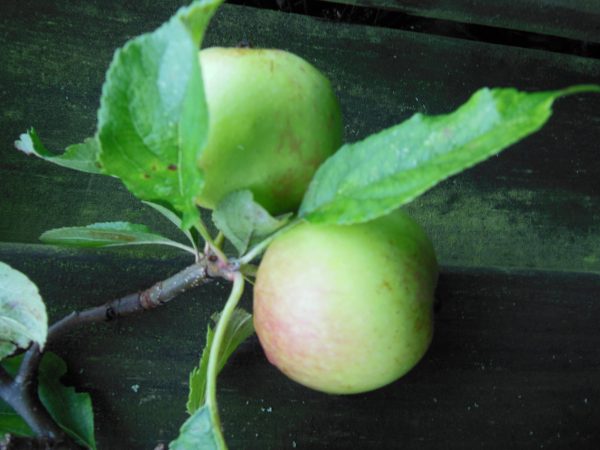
[38,353,96,449]
[181,274,245,449]
[14,128,102,174]
[97,0,224,229]
[299,84,600,225]
[0,356,33,437]
[212,190,291,256]
[0,404,34,438]
[215,309,254,374]
[0,262,47,361]
[143,202,186,230]
[0,353,96,449]
[186,309,254,415]
[143,201,197,250]
[186,326,214,415]
[169,405,222,450]
[39,222,195,254]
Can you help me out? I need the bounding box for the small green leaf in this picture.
[14,128,102,174]
[169,405,222,450]
[300,84,600,225]
[186,309,254,415]
[0,404,34,438]
[216,309,254,373]
[143,201,197,250]
[0,262,47,361]
[98,0,224,229]
[40,222,195,254]
[212,190,291,255]
[38,353,96,450]
[186,325,214,415]
[0,353,96,449]
[143,202,185,230]
[0,356,33,437]
[181,274,245,449]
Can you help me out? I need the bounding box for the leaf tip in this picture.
[14,130,35,155]
[557,83,600,98]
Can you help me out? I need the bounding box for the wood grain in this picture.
[0,1,599,448]
[0,244,598,449]
[324,0,600,43]
[1,1,599,271]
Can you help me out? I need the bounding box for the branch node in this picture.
[105,307,117,320]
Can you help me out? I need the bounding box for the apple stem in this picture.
[237,217,303,265]
[195,218,228,263]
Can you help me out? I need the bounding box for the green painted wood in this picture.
[1,1,599,272]
[1,243,599,449]
[325,0,600,43]
[1,2,599,448]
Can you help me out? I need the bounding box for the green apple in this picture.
[197,47,343,214]
[253,209,438,394]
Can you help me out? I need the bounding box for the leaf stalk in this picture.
[204,272,245,448]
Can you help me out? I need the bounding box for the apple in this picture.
[253,209,438,394]
[197,47,343,214]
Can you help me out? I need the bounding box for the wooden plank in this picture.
[1,243,599,449]
[0,3,599,448]
[0,0,200,243]
[324,0,600,43]
[1,1,599,273]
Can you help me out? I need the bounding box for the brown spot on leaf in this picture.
[168,164,177,171]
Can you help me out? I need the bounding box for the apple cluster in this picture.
[198,47,438,394]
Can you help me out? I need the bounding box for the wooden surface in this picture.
[1,0,599,448]
[325,0,600,43]
[1,244,598,449]
[2,1,600,273]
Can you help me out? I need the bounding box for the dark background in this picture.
[0,1,599,448]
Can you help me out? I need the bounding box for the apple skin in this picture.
[197,47,343,214]
[253,209,438,394]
